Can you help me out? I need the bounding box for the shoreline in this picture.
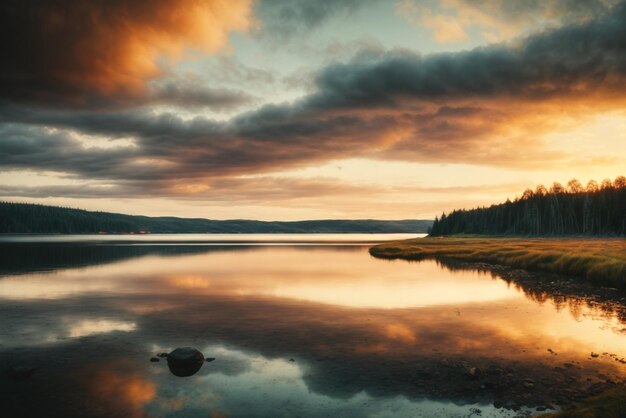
[370,237,626,416]
[369,236,626,289]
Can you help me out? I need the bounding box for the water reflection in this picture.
[68,319,137,338]
[435,259,626,330]
[0,245,519,308]
[1,240,626,417]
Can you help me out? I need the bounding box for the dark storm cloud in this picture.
[149,81,256,110]
[2,1,626,196]
[0,124,138,177]
[311,4,626,107]
[0,111,400,181]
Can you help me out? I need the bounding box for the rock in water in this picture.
[166,347,204,377]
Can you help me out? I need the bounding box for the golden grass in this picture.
[537,387,626,417]
[369,237,626,288]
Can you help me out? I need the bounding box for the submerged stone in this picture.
[166,347,204,377]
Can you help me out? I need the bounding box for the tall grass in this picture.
[370,237,626,288]
[540,386,626,417]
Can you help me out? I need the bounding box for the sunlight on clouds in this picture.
[542,111,626,157]
[54,0,253,95]
[0,170,83,187]
[68,131,137,150]
[132,158,176,167]
[419,7,470,43]
[263,159,529,190]
[169,275,212,289]
[394,0,621,46]
[1,1,625,219]
[170,183,210,194]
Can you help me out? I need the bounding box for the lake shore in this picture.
[369,236,626,289]
[371,236,626,416]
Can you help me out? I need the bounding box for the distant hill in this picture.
[0,202,432,234]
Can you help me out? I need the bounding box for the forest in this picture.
[0,202,432,234]
[429,176,626,236]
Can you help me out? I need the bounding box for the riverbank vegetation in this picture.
[430,176,626,236]
[370,237,626,288]
[539,386,626,417]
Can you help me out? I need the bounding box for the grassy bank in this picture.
[369,236,626,288]
[538,387,626,417]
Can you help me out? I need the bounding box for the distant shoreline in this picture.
[0,231,426,235]
[0,201,432,234]
[0,233,425,246]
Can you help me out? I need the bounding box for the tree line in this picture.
[0,201,432,234]
[0,202,141,233]
[429,176,626,236]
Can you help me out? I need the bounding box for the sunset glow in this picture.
[1,0,625,219]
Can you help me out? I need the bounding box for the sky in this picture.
[1,0,625,220]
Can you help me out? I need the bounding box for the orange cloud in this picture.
[2,0,253,106]
[420,8,469,43]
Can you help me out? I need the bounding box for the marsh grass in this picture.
[538,387,626,417]
[370,237,626,288]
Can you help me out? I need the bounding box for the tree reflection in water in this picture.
[1,242,626,417]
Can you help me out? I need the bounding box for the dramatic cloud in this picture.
[396,0,620,43]
[0,0,253,108]
[312,8,626,106]
[149,80,255,110]
[1,1,626,211]
[0,163,526,202]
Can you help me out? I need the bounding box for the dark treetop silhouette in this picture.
[429,176,626,236]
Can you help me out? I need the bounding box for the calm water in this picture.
[2,235,626,418]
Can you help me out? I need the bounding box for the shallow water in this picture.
[2,235,626,418]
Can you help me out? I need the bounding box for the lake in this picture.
[1,234,626,418]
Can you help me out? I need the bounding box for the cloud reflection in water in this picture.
[1,243,626,417]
